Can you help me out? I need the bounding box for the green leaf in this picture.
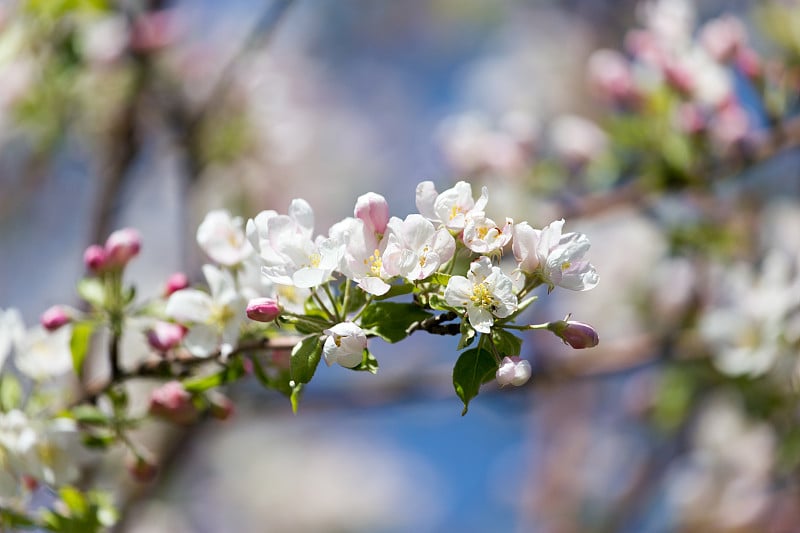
[77,278,105,308]
[122,286,136,306]
[427,293,455,312]
[374,282,415,301]
[492,329,522,357]
[453,348,498,416]
[70,405,110,426]
[429,273,452,286]
[360,302,432,343]
[60,486,88,517]
[341,282,368,312]
[290,335,322,384]
[183,360,245,393]
[0,374,22,411]
[0,507,38,528]
[82,433,116,449]
[70,321,94,377]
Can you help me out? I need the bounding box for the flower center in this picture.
[308,253,321,269]
[368,249,382,276]
[419,245,430,267]
[449,205,464,221]
[470,282,495,308]
[561,261,571,271]
[209,304,234,327]
[477,226,489,240]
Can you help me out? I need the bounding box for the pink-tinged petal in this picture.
[354,192,389,235]
[358,277,391,296]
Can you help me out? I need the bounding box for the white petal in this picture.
[183,325,219,358]
[166,290,213,323]
[468,306,493,333]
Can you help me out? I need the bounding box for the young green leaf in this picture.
[359,302,432,343]
[77,278,105,308]
[492,329,523,357]
[183,360,245,393]
[351,349,379,374]
[70,321,95,377]
[453,348,498,416]
[290,335,322,384]
[0,374,22,411]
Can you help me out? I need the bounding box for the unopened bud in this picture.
[246,297,282,322]
[149,381,197,425]
[548,320,599,349]
[496,356,532,387]
[354,192,390,235]
[40,305,71,331]
[127,455,158,483]
[83,244,108,273]
[21,475,38,492]
[146,321,186,352]
[164,272,190,296]
[104,228,141,269]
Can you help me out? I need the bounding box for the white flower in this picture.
[496,356,532,386]
[462,213,513,254]
[14,325,73,381]
[512,219,599,292]
[444,257,518,333]
[0,308,24,370]
[382,214,456,282]
[323,322,367,368]
[166,264,247,358]
[246,199,343,288]
[197,209,253,266]
[330,217,392,296]
[415,180,488,231]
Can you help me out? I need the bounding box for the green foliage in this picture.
[491,328,522,357]
[183,359,246,393]
[0,374,22,411]
[290,335,323,384]
[351,349,379,374]
[40,486,117,533]
[69,321,94,377]
[452,347,498,416]
[360,302,433,343]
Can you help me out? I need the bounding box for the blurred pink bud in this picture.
[105,228,141,269]
[149,381,197,425]
[164,272,190,297]
[588,49,638,105]
[663,61,694,96]
[127,455,158,483]
[354,192,390,235]
[208,392,235,421]
[700,15,746,63]
[84,244,108,273]
[40,305,71,331]
[496,356,532,387]
[736,47,762,80]
[131,11,178,51]
[548,320,600,349]
[246,297,282,322]
[146,321,186,352]
[21,475,38,492]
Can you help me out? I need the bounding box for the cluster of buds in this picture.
[83,228,142,274]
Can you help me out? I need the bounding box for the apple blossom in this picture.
[462,213,513,255]
[165,264,246,358]
[14,325,73,381]
[381,214,455,282]
[354,192,389,236]
[330,216,392,295]
[415,180,488,231]
[196,209,253,266]
[246,199,343,288]
[323,322,368,368]
[496,356,532,386]
[444,256,518,333]
[513,219,598,292]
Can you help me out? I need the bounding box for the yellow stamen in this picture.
[470,283,496,308]
[368,249,382,276]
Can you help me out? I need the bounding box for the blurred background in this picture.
[3,0,800,531]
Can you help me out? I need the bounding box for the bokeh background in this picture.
[3,0,800,531]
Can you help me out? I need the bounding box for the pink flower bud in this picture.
[105,228,141,269]
[127,455,158,483]
[736,47,762,80]
[149,381,197,425]
[83,244,108,273]
[164,272,190,297]
[208,392,235,421]
[496,356,532,387]
[354,192,390,235]
[146,321,186,352]
[21,475,38,492]
[700,15,746,64]
[40,305,71,331]
[246,297,282,322]
[548,320,599,349]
